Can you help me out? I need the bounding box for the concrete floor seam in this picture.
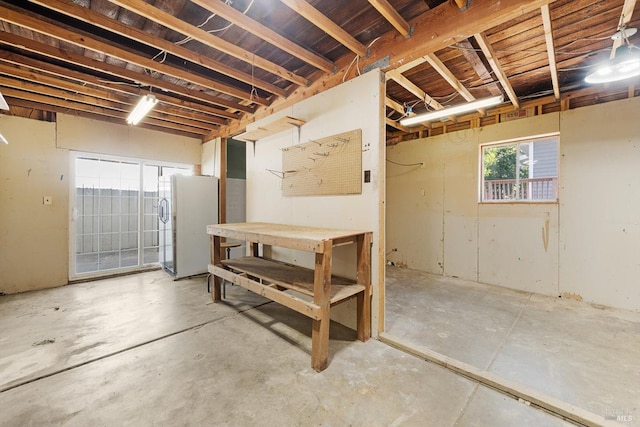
[0,300,274,394]
[484,293,533,371]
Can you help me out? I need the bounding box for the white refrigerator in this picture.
[158,175,218,279]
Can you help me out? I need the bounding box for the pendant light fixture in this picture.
[585,27,640,84]
[126,94,158,125]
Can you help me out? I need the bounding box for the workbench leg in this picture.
[356,233,372,341]
[210,235,223,302]
[311,241,332,372]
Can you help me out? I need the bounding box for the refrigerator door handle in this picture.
[159,198,169,224]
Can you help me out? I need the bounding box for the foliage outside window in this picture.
[481,137,558,202]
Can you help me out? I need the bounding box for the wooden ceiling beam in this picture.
[473,32,520,108]
[28,0,287,98]
[386,117,411,133]
[278,0,368,57]
[386,70,444,109]
[540,5,560,100]
[6,97,204,139]
[424,52,483,112]
[0,5,270,106]
[108,0,308,87]
[455,39,503,96]
[216,0,558,138]
[385,97,405,115]
[0,87,210,135]
[368,0,412,38]
[0,51,236,121]
[0,33,249,116]
[0,63,226,127]
[191,0,334,73]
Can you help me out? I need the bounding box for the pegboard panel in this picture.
[282,129,362,196]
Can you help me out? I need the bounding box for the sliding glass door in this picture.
[70,153,191,279]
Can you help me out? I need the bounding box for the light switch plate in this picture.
[43,196,53,205]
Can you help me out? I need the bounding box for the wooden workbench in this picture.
[207,222,372,372]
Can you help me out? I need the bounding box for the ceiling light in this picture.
[0,90,9,111]
[126,94,158,125]
[400,96,504,127]
[611,27,637,40]
[585,45,640,84]
[0,132,8,145]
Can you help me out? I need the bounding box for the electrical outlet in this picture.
[43,196,53,205]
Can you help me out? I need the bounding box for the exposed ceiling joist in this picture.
[107,0,309,87]
[29,0,287,98]
[385,97,405,115]
[541,5,560,100]
[424,52,484,113]
[0,62,226,127]
[191,0,334,73]
[386,70,444,109]
[278,0,368,57]
[455,39,503,96]
[0,5,269,107]
[386,117,411,132]
[0,33,248,117]
[1,87,209,136]
[473,32,520,108]
[368,0,412,38]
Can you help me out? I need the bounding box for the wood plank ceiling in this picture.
[0,0,638,143]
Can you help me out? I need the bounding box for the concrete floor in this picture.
[385,266,640,426]
[0,271,576,426]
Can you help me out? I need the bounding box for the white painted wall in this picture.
[245,69,385,331]
[0,114,201,294]
[387,97,640,311]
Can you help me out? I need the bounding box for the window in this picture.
[481,136,558,202]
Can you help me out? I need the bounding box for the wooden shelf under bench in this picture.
[210,256,365,320]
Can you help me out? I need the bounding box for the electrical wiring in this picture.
[343,36,383,82]
[387,159,424,167]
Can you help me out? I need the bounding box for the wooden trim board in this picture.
[378,333,624,427]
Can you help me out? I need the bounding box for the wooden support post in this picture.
[211,235,222,302]
[311,240,332,372]
[219,137,227,224]
[356,233,372,341]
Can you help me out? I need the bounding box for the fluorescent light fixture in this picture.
[585,45,640,84]
[400,95,504,127]
[0,132,8,145]
[0,90,9,111]
[126,94,158,125]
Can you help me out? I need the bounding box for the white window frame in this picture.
[479,133,559,203]
[68,151,193,280]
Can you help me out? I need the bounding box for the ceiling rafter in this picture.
[191,0,334,73]
[424,52,484,113]
[0,5,270,107]
[386,117,411,132]
[385,97,405,115]
[278,0,368,57]
[0,62,226,127]
[455,39,503,96]
[387,70,444,109]
[107,0,309,87]
[473,32,520,108]
[0,87,210,136]
[29,0,287,98]
[0,32,248,117]
[6,97,204,139]
[367,0,412,38]
[540,5,560,100]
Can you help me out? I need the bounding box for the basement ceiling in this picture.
[0,0,638,142]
